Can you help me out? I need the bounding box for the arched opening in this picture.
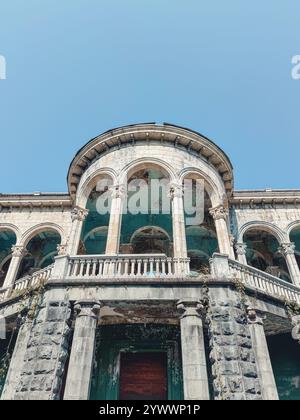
[17,230,61,279]
[0,230,17,288]
[131,226,171,255]
[119,166,173,255]
[243,228,290,282]
[79,184,110,255]
[290,226,300,270]
[183,175,219,274]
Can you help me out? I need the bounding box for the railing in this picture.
[228,258,300,304]
[65,254,190,279]
[0,264,54,303]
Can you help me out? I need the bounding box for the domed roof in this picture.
[67,123,234,199]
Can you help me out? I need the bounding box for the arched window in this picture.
[119,166,173,255]
[0,230,17,287]
[290,226,300,270]
[17,230,61,279]
[244,229,290,282]
[79,186,110,255]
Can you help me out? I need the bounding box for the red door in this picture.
[119,352,168,400]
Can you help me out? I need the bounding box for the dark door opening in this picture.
[119,352,167,400]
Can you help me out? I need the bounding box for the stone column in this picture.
[1,314,33,400]
[235,242,248,265]
[66,206,89,255]
[291,315,300,344]
[2,245,27,289]
[247,307,278,400]
[170,184,188,276]
[105,184,125,255]
[177,299,210,400]
[278,243,300,287]
[209,205,235,259]
[64,300,101,400]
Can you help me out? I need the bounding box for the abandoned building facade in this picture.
[0,123,300,400]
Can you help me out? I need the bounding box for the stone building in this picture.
[0,123,300,400]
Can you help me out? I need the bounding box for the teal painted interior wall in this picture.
[90,324,183,400]
[267,333,300,400]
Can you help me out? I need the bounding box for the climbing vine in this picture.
[0,280,46,395]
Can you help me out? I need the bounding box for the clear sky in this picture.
[0,1,299,193]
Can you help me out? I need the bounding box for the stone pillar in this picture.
[177,299,210,400]
[64,300,101,400]
[247,307,278,400]
[235,242,248,265]
[66,206,89,255]
[105,184,125,255]
[170,184,188,270]
[209,205,235,259]
[2,245,27,289]
[1,314,33,400]
[278,243,300,287]
[291,315,300,344]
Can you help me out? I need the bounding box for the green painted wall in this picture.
[90,324,183,400]
[268,333,300,400]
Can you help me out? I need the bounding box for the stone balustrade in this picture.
[65,254,190,279]
[228,258,300,304]
[0,264,54,303]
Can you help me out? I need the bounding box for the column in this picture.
[235,242,248,265]
[105,184,125,255]
[247,307,279,400]
[64,300,101,400]
[1,314,32,400]
[170,184,188,274]
[66,206,89,255]
[2,245,27,289]
[209,205,235,259]
[177,299,210,400]
[278,243,300,287]
[291,315,300,344]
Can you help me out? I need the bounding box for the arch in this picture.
[76,168,117,208]
[238,221,285,244]
[287,221,300,237]
[179,167,225,207]
[119,157,177,185]
[21,223,64,247]
[129,225,171,255]
[83,226,109,243]
[130,225,171,244]
[0,224,20,243]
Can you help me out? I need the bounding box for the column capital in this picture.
[235,242,247,256]
[246,307,264,325]
[278,242,296,256]
[109,183,126,199]
[169,183,184,199]
[177,299,204,318]
[291,315,300,344]
[74,300,102,320]
[71,206,89,222]
[11,245,27,258]
[209,204,229,221]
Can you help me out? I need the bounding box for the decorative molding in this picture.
[177,299,204,318]
[74,300,102,320]
[71,206,89,222]
[278,242,296,256]
[209,204,229,221]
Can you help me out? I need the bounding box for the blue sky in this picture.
[0,0,299,193]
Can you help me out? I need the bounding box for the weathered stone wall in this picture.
[14,293,71,400]
[206,286,262,400]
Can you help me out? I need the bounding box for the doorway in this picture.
[119,352,167,400]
